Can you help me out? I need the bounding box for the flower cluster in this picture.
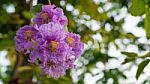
[15,5,83,78]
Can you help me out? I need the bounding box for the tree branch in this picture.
[9,51,24,84]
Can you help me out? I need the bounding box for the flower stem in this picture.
[48,0,51,5]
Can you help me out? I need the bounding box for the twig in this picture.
[29,0,33,10]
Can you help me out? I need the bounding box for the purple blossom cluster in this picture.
[15,5,84,78]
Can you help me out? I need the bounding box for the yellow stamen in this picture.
[66,37,75,46]
[41,12,49,23]
[25,30,33,41]
[49,41,59,51]
[47,60,56,68]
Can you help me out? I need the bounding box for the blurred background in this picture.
[0,0,150,84]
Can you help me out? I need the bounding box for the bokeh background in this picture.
[0,0,150,84]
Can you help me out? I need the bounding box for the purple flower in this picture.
[29,23,65,63]
[42,31,69,62]
[35,22,65,37]
[41,57,66,78]
[15,26,39,53]
[65,32,84,58]
[64,53,76,69]
[14,4,84,79]
[29,45,45,63]
[29,30,70,78]
[32,5,68,27]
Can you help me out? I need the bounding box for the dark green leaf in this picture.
[129,0,145,16]
[136,59,150,79]
[31,4,43,16]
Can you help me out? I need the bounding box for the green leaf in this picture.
[129,0,145,16]
[31,4,43,16]
[8,47,16,67]
[0,38,14,50]
[22,11,32,19]
[136,59,150,79]
[122,58,136,64]
[145,5,150,38]
[17,66,33,72]
[0,8,10,24]
[122,52,138,64]
[125,33,136,39]
[121,52,138,58]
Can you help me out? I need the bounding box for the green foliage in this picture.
[102,68,127,84]
[145,0,150,4]
[136,59,150,79]
[31,4,43,16]
[122,52,138,57]
[129,0,150,38]
[129,0,145,16]
[22,11,32,19]
[0,8,10,24]
[145,5,150,38]
[122,52,138,64]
